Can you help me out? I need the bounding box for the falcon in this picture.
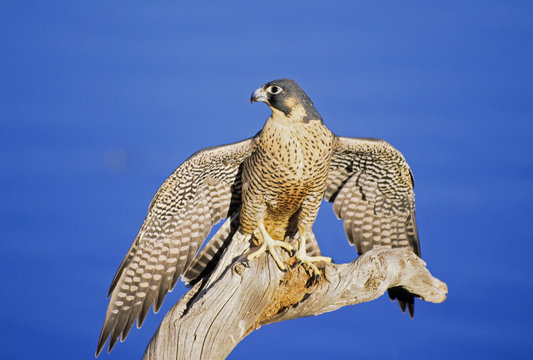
[96,79,421,356]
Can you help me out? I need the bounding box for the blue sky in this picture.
[1,1,532,359]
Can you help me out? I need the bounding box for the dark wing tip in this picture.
[95,333,107,358]
[407,300,415,318]
[388,286,415,318]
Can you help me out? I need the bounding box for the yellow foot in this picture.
[248,222,293,270]
[294,252,332,278]
[294,230,331,278]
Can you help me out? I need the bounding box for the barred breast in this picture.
[240,116,335,240]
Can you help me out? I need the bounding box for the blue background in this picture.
[2,1,532,359]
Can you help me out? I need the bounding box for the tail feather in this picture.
[182,215,239,284]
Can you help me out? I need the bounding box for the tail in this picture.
[182,215,240,284]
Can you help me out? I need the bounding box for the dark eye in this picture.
[268,86,282,94]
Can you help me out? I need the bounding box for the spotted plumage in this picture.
[240,94,335,241]
[96,79,421,356]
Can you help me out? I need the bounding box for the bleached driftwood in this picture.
[143,236,447,360]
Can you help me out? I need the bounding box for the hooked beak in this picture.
[250,87,268,103]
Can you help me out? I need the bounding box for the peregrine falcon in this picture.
[96,79,421,356]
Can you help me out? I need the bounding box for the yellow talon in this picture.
[294,231,331,278]
[247,221,294,270]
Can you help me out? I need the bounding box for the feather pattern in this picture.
[182,214,240,284]
[98,80,425,357]
[96,137,255,356]
[324,136,420,315]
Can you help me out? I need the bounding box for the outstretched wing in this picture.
[96,137,255,356]
[324,136,420,315]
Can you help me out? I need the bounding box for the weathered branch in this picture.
[143,237,447,360]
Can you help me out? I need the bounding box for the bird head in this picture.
[250,79,322,123]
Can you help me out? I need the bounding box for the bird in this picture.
[96,79,421,356]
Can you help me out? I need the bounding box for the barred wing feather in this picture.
[324,136,420,316]
[96,137,254,356]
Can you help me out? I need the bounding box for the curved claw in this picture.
[294,229,331,278]
[297,255,330,278]
[248,238,293,270]
[247,221,294,271]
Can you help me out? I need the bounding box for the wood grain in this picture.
[144,237,446,360]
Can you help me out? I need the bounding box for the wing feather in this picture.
[326,137,419,254]
[325,136,420,316]
[96,137,255,356]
